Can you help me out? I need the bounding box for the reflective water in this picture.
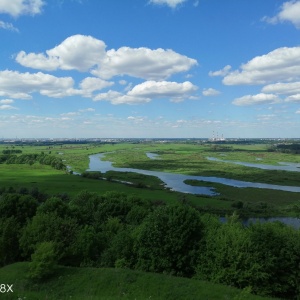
[87,153,300,195]
[220,217,300,229]
[146,152,160,160]
[206,157,300,172]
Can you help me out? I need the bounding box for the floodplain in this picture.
[1,140,300,217]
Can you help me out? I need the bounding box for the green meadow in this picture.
[0,262,273,300]
[1,142,300,215]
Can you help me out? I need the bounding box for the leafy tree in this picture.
[81,171,102,180]
[247,221,300,298]
[100,226,136,269]
[0,217,21,266]
[37,196,71,218]
[135,204,203,277]
[94,192,132,226]
[69,190,101,225]
[0,193,38,225]
[196,214,258,289]
[27,241,58,282]
[20,212,79,263]
[72,225,103,266]
[125,205,150,225]
[196,215,300,299]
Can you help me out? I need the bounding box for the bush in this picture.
[27,241,58,282]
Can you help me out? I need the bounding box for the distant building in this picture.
[209,131,226,142]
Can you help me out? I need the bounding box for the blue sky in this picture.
[0,0,300,138]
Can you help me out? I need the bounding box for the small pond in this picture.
[146,152,160,160]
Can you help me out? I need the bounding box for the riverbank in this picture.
[1,142,300,217]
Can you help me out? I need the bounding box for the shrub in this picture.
[27,241,58,282]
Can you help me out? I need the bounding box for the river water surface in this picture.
[206,156,300,172]
[87,153,300,195]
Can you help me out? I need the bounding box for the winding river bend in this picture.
[87,153,300,196]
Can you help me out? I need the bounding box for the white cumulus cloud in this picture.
[94,80,197,105]
[262,81,300,94]
[285,94,300,102]
[79,77,114,95]
[0,99,14,104]
[0,70,76,99]
[262,0,300,29]
[16,35,197,81]
[209,65,231,77]
[16,35,107,72]
[223,46,300,85]
[92,47,197,80]
[0,104,17,110]
[94,90,151,105]
[128,80,197,101]
[0,71,114,100]
[232,93,281,106]
[0,0,45,17]
[202,88,220,96]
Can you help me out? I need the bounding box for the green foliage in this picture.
[125,205,150,225]
[94,192,132,225]
[69,190,101,225]
[276,143,300,154]
[72,225,103,266]
[100,226,136,269]
[0,262,271,300]
[233,287,253,300]
[28,241,58,282]
[247,222,300,298]
[0,193,38,224]
[135,204,203,277]
[0,217,21,266]
[20,212,79,263]
[196,214,258,289]
[196,215,300,299]
[2,149,22,154]
[81,171,102,179]
[0,152,66,170]
[1,140,300,298]
[37,196,71,217]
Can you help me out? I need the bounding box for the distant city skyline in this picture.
[0,0,300,138]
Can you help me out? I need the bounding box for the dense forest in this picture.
[0,186,299,299]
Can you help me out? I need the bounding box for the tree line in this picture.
[0,188,299,299]
[268,143,300,154]
[0,153,66,170]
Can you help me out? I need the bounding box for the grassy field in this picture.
[184,179,300,216]
[0,262,274,300]
[1,142,300,215]
[0,163,232,210]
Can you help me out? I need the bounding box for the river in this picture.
[206,156,300,172]
[87,153,300,195]
[87,152,300,229]
[220,217,300,229]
